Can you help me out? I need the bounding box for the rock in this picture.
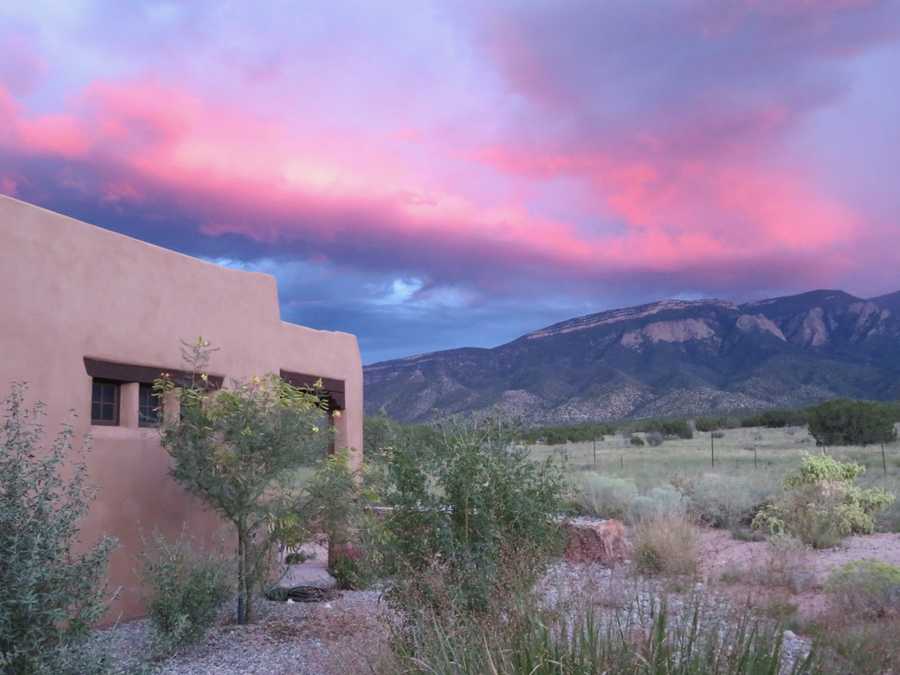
[562,518,627,565]
[266,561,338,602]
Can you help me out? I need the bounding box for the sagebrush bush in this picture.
[825,560,900,620]
[0,384,116,675]
[140,531,233,655]
[576,474,638,519]
[633,513,699,577]
[628,485,686,524]
[687,474,774,531]
[753,454,895,548]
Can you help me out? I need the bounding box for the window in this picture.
[91,379,119,425]
[138,382,160,427]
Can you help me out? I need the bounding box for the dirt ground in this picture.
[698,529,900,620]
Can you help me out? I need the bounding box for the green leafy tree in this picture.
[381,419,565,615]
[0,384,116,674]
[156,339,331,624]
[807,399,897,447]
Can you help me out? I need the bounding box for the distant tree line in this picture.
[367,398,900,449]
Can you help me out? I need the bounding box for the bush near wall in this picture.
[0,384,116,675]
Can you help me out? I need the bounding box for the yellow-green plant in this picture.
[753,454,894,548]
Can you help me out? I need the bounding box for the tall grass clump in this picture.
[384,589,820,675]
[0,384,117,675]
[633,513,699,577]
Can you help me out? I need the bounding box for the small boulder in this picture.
[562,518,627,565]
[266,561,337,602]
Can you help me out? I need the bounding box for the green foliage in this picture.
[139,530,233,655]
[0,384,116,675]
[364,415,440,461]
[630,434,646,446]
[636,418,694,439]
[296,448,373,588]
[753,454,895,548]
[385,589,818,675]
[380,419,565,616]
[694,416,740,432]
[740,408,809,428]
[826,560,900,620]
[519,422,616,445]
[807,399,897,447]
[156,338,331,623]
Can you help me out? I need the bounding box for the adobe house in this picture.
[0,194,363,619]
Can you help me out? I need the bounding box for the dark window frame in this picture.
[91,378,120,426]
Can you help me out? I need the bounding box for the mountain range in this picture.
[363,290,900,424]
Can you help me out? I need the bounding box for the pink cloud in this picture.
[1,0,897,301]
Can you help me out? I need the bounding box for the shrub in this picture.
[633,513,699,577]
[629,434,645,447]
[752,454,895,548]
[763,534,812,592]
[687,474,774,531]
[380,418,565,616]
[646,430,664,446]
[826,560,900,620]
[576,474,638,519]
[628,485,686,524]
[0,384,116,675]
[140,531,233,655]
[807,400,897,447]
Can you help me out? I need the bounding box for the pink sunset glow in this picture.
[1,1,899,360]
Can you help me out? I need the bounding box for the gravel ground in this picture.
[95,529,900,673]
[98,591,385,675]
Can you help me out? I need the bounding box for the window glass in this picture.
[91,379,119,425]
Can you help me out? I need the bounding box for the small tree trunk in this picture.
[237,524,249,624]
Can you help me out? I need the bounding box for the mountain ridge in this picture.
[364,289,900,423]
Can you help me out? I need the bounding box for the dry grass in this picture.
[633,514,699,577]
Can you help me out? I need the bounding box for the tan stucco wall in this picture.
[0,195,363,621]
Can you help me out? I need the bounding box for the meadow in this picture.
[530,425,900,532]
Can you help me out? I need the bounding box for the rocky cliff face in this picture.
[364,290,900,423]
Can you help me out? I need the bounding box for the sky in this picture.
[2,1,899,363]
